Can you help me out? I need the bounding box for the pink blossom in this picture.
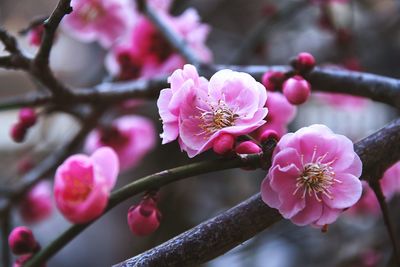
[346,181,380,216]
[261,124,362,227]
[159,66,268,157]
[19,181,53,224]
[27,25,44,47]
[8,226,38,255]
[84,115,156,171]
[254,92,296,139]
[106,9,212,80]
[54,147,119,224]
[127,197,161,236]
[315,92,368,110]
[62,0,136,48]
[380,161,400,200]
[157,64,208,145]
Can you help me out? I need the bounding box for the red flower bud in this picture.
[282,76,311,105]
[261,71,285,91]
[127,198,161,236]
[293,52,316,73]
[19,108,37,128]
[213,134,235,155]
[235,141,262,154]
[10,122,27,143]
[8,226,37,255]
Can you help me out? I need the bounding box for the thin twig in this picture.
[369,181,400,266]
[0,210,11,267]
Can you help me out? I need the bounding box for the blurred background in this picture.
[1,0,400,266]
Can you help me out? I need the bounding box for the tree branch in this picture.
[113,117,400,267]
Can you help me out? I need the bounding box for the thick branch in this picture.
[113,118,400,267]
[0,28,19,54]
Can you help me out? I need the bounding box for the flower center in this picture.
[197,100,239,136]
[63,174,93,203]
[293,149,340,201]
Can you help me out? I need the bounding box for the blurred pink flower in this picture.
[380,161,400,200]
[27,25,44,47]
[54,147,119,224]
[19,181,53,224]
[261,124,362,227]
[315,92,368,110]
[254,92,296,139]
[346,181,380,216]
[165,68,267,157]
[106,9,212,80]
[84,115,156,171]
[62,0,135,48]
[158,64,208,145]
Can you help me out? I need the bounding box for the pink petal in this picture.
[323,173,362,209]
[291,195,323,226]
[261,177,281,208]
[314,205,341,226]
[91,147,120,190]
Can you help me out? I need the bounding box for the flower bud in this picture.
[261,71,285,91]
[10,122,27,143]
[28,25,44,47]
[20,181,53,224]
[292,52,316,73]
[8,226,37,255]
[282,76,311,105]
[127,198,161,236]
[213,134,235,155]
[19,108,37,128]
[259,129,279,144]
[235,141,262,154]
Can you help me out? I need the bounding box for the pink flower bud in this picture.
[19,181,53,224]
[19,108,37,128]
[261,71,285,91]
[235,141,262,154]
[259,129,279,144]
[28,25,44,47]
[282,76,311,105]
[213,134,235,155]
[10,122,27,143]
[293,52,316,72]
[8,226,37,255]
[127,198,161,236]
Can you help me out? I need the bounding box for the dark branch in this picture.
[0,92,51,111]
[0,28,19,54]
[0,210,11,267]
[34,0,72,64]
[114,118,400,267]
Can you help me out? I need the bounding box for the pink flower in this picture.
[380,161,400,201]
[315,92,368,110]
[159,66,268,157]
[84,115,156,171]
[346,181,380,216]
[261,124,362,227]
[62,0,135,48]
[27,25,44,47]
[127,197,161,236]
[254,92,296,139]
[158,64,208,145]
[106,9,212,80]
[19,181,53,224]
[54,147,119,224]
[8,226,38,255]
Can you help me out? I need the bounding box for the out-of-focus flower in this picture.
[19,181,53,224]
[106,9,212,80]
[158,66,267,157]
[62,0,136,48]
[346,181,380,216]
[261,124,362,227]
[27,25,44,47]
[8,226,38,255]
[254,92,296,139]
[127,197,161,236]
[54,147,119,223]
[380,161,400,201]
[85,115,156,171]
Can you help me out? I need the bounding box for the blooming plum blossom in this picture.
[106,9,212,80]
[261,124,362,227]
[54,147,119,224]
[62,0,136,48]
[158,65,268,157]
[84,115,156,171]
[19,181,53,224]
